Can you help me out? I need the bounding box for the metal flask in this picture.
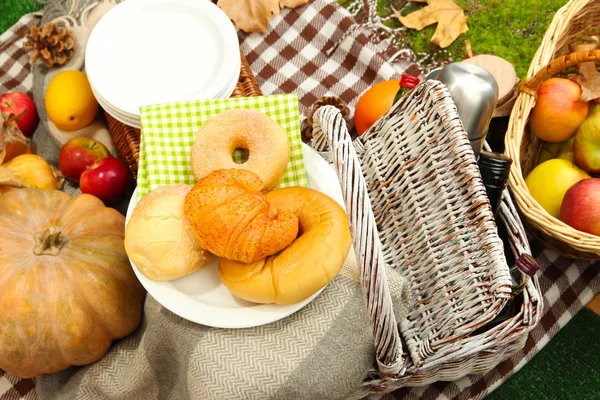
[434,62,499,158]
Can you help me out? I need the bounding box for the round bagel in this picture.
[218,187,352,305]
[190,109,290,192]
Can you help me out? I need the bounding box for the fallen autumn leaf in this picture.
[574,62,600,102]
[218,0,309,33]
[570,38,600,102]
[393,0,469,48]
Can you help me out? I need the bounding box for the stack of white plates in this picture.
[85,0,241,129]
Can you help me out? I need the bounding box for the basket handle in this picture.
[311,105,406,377]
[519,49,600,95]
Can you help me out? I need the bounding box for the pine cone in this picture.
[23,22,76,68]
[302,96,351,142]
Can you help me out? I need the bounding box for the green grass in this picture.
[0,0,44,34]
[487,307,600,400]
[353,0,569,79]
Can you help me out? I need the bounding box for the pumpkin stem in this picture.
[33,226,68,256]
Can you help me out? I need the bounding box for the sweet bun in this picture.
[125,184,212,281]
[190,109,290,192]
[219,187,352,305]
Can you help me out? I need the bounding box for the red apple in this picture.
[80,157,130,205]
[529,78,589,143]
[0,92,39,137]
[59,136,110,181]
[560,178,600,236]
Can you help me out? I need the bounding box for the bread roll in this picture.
[125,184,212,281]
[219,187,352,305]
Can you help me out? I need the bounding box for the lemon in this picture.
[525,159,590,219]
[45,70,99,131]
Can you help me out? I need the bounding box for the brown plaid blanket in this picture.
[1,1,599,399]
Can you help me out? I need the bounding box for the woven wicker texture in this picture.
[312,81,542,394]
[105,50,262,179]
[312,101,405,376]
[505,0,600,259]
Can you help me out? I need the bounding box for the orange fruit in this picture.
[354,79,400,136]
[45,70,99,131]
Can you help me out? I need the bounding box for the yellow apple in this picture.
[525,159,590,219]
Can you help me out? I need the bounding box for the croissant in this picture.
[184,169,299,263]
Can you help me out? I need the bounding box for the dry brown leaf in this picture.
[0,111,31,165]
[0,167,32,189]
[217,0,309,33]
[574,62,600,102]
[279,0,309,7]
[393,0,469,48]
[51,164,65,190]
[569,37,600,102]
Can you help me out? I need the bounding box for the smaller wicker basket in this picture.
[104,50,262,180]
[505,0,600,259]
[312,81,542,396]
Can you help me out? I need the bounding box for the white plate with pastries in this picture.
[125,143,345,329]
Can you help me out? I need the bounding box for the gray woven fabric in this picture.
[37,256,378,400]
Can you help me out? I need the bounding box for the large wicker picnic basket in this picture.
[311,80,542,397]
[505,0,600,259]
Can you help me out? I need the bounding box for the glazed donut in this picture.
[190,109,290,191]
[218,187,352,305]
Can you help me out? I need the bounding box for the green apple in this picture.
[538,137,575,165]
[557,137,575,162]
[588,102,600,117]
[574,109,600,174]
[538,142,561,164]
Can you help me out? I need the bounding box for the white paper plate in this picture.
[93,89,143,128]
[86,0,240,117]
[125,144,343,328]
[92,86,141,127]
[91,52,240,122]
[92,59,241,129]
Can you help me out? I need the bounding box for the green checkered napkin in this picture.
[137,94,307,198]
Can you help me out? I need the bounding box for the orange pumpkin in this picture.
[0,189,145,378]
